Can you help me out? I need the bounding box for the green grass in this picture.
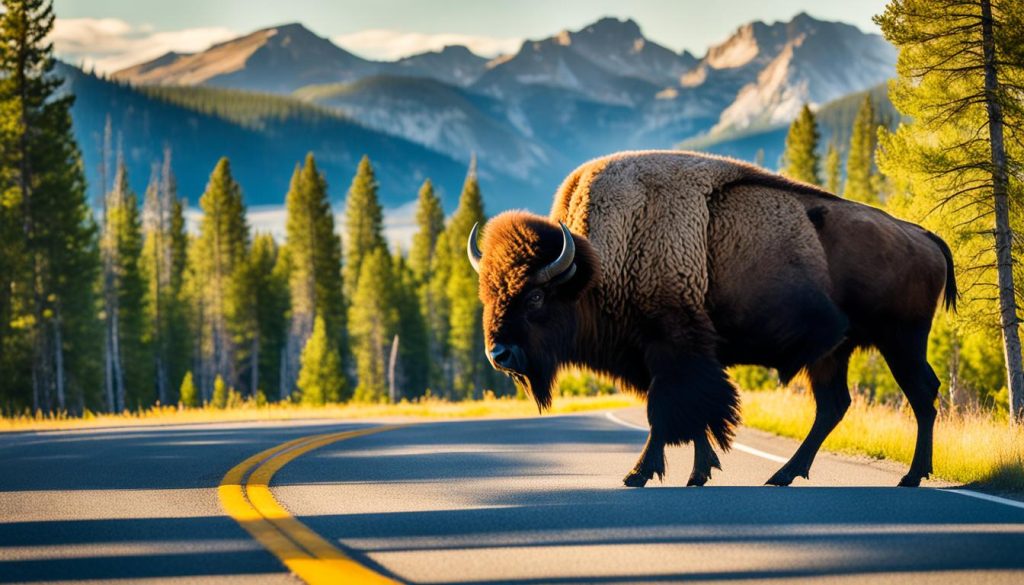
[741,389,1024,490]
[0,393,640,433]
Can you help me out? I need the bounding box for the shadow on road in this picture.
[283,416,1024,584]
[3,415,1023,583]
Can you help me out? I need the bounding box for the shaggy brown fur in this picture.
[475,150,955,489]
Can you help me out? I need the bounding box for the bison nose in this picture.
[488,343,522,372]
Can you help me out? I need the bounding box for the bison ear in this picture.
[553,233,600,301]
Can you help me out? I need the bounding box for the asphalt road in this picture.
[2,409,1023,584]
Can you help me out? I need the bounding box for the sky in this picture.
[51,0,888,74]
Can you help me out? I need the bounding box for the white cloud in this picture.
[333,29,521,61]
[51,18,237,74]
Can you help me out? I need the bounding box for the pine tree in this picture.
[844,94,881,204]
[211,374,228,409]
[426,229,453,392]
[141,148,189,405]
[409,179,445,284]
[193,158,249,398]
[825,142,843,194]
[343,155,386,296]
[781,104,821,185]
[296,315,345,405]
[392,252,429,398]
[179,370,198,407]
[444,162,488,399]
[408,178,446,391]
[166,177,191,401]
[283,154,346,397]
[876,0,1024,420]
[231,233,289,397]
[349,248,398,402]
[103,161,149,410]
[0,0,101,412]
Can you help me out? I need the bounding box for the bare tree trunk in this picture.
[284,314,312,400]
[388,334,400,403]
[31,357,39,412]
[104,319,114,411]
[53,307,65,411]
[981,0,1024,423]
[112,310,124,411]
[279,347,287,400]
[251,336,259,398]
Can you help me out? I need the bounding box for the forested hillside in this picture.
[680,84,899,168]
[61,64,532,210]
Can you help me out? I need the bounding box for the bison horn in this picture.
[467,222,483,273]
[532,222,576,284]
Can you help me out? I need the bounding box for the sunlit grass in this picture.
[0,393,640,433]
[741,389,1024,490]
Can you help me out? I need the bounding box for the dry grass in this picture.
[0,393,640,433]
[741,389,1024,490]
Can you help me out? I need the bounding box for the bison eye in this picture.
[526,289,544,310]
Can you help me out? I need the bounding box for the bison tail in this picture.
[925,231,958,313]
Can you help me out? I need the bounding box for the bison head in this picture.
[468,212,601,409]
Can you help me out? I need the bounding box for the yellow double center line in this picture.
[219,425,405,584]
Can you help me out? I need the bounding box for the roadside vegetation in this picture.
[0,390,636,433]
[741,387,1024,490]
[0,369,627,432]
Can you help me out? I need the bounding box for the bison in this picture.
[468,151,956,488]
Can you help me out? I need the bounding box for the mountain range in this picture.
[72,13,897,213]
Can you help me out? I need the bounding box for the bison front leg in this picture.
[638,339,739,487]
[623,431,666,487]
[687,433,722,487]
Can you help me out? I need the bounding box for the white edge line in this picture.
[939,488,1024,511]
[604,411,1024,511]
[603,411,788,464]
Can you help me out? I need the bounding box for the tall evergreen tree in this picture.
[392,252,429,398]
[409,179,445,284]
[141,148,189,404]
[193,157,249,398]
[349,248,397,402]
[408,178,446,391]
[877,0,1024,420]
[103,161,148,409]
[230,233,288,398]
[343,155,386,296]
[426,228,454,393]
[296,315,344,405]
[0,0,100,412]
[283,154,346,397]
[444,162,488,399]
[825,142,843,194]
[844,94,881,204]
[781,104,821,185]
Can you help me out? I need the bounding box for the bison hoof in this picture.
[897,474,924,488]
[765,469,797,487]
[623,470,650,488]
[687,472,710,487]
